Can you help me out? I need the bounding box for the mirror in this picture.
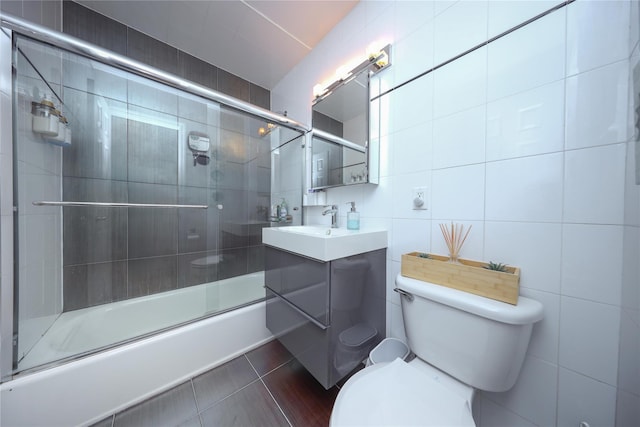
[309,45,390,190]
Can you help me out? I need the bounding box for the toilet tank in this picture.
[395,274,544,392]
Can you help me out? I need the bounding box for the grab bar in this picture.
[32,201,208,209]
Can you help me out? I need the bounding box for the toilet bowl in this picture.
[330,274,544,426]
[331,357,475,426]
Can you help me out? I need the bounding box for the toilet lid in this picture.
[331,358,475,427]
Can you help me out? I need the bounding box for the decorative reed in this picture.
[439,222,472,263]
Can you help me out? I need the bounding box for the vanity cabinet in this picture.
[264,245,386,389]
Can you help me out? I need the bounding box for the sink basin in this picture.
[262,226,387,261]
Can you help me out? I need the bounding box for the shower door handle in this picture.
[32,201,208,209]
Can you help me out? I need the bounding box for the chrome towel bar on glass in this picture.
[32,201,208,209]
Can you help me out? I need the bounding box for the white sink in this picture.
[262,226,387,261]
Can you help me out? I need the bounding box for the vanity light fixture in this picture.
[313,43,392,101]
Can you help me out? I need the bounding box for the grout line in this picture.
[189,378,201,415]
[195,377,263,416]
[259,376,294,427]
[244,353,261,377]
[244,353,293,426]
[245,351,295,379]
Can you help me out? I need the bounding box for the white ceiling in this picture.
[76,0,359,90]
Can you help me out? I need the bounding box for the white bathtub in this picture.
[1,272,273,426]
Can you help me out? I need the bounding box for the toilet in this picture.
[330,274,544,426]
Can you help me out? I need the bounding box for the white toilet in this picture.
[330,274,544,426]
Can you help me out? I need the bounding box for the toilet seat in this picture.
[330,358,476,427]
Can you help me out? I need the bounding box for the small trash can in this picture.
[367,337,410,365]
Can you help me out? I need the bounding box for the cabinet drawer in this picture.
[266,289,332,388]
[265,246,330,326]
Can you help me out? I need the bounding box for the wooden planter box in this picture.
[401,252,520,305]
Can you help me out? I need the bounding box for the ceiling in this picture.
[76,0,359,90]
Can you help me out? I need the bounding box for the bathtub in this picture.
[1,272,273,426]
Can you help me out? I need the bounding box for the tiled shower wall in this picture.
[273,1,639,426]
[58,56,271,311]
[60,1,271,109]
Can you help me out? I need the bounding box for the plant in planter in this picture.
[485,261,509,272]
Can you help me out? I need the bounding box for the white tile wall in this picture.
[360,175,393,221]
[434,1,457,17]
[561,224,624,305]
[388,74,433,132]
[559,296,621,386]
[390,218,430,261]
[487,9,565,102]
[478,397,537,427]
[432,105,486,168]
[630,0,640,55]
[558,367,617,427]
[519,288,560,364]
[485,153,564,222]
[431,164,485,221]
[433,1,488,65]
[621,226,639,309]
[486,80,565,161]
[563,144,626,224]
[484,221,562,294]
[617,308,640,396]
[616,389,640,427]
[393,1,434,44]
[625,131,640,226]
[271,1,637,425]
[391,122,433,175]
[487,356,559,426]
[565,60,631,150]
[433,47,487,118]
[487,1,562,39]
[566,0,631,76]
[392,18,434,87]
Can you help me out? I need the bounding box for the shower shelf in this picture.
[32,201,208,209]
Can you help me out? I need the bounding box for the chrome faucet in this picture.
[322,205,339,228]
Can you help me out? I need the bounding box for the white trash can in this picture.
[367,338,410,365]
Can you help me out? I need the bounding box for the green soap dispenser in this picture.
[346,201,360,230]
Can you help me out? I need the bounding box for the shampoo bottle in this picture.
[346,201,360,230]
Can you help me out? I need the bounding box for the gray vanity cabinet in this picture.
[264,246,386,389]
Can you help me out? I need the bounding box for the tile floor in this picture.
[93,339,354,427]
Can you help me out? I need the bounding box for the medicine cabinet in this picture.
[308,45,391,191]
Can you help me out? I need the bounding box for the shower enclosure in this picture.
[5,25,306,377]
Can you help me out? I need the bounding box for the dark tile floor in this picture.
[93,339,350,427]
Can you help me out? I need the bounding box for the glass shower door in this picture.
[13,35,225,373]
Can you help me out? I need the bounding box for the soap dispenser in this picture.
[279,198,288,221]
[346,201,360,230]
